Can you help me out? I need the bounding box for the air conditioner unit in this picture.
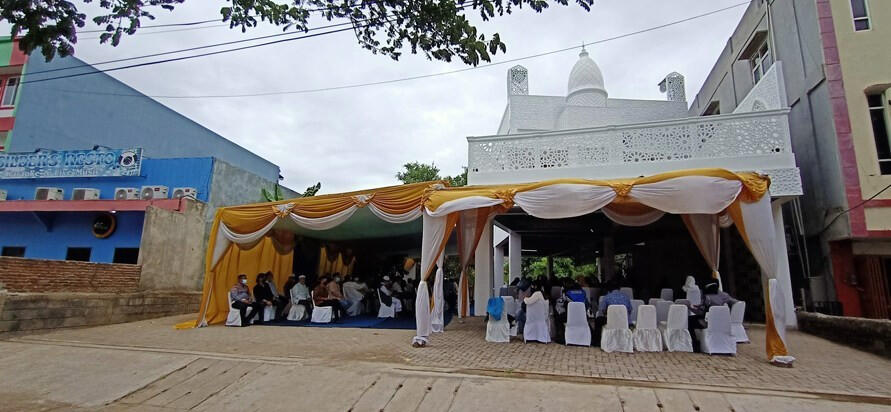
[114,187,139,200]
[0,189,6,201]
[72,188,100,200]
[140,185,168,200]
[172,187,198,199]
[35,187,64,201]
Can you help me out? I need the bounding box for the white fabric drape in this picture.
[513,184,616,219]
[213,212,283,267]
[413,279,431,345]
[432,265,445,332]
[769,278,795,363]
[684,214,722,290]
[456,210,479,318]
[737,195,777,280]
[367,204,423,223]
[427,196,503,217]
[420,211,450,279]
[288,205,358,230]
[629,176,742,214]
[602,208,665,227]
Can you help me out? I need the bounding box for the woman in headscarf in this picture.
[682,275,699,293]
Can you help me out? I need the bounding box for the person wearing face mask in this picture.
[230,274,263,326]
[327,273,351,316]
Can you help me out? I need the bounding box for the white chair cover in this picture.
[601,305,633,353]
[655,300,672,324]
[686,287,702,306]
[286,303,307,321]
[343,283,365,316]
[633,305,662,352]
[674,298,690,306]
[582,287,596,307]
[523,299,550,343]
[502,296,518,336]
[596,296,606,316]
[620,287,634,301]
[311,306,332,323]
[730,301,749,343]
[660,288,674,301]
[564,302,591,346]
[486,297,510,343]
[377,289,399,318]
[630,299,644,325]
[261,305,276,322]
[225,293,253,327]
[648,298,660,306]
[697,305,736,355]
[663,304,693,352]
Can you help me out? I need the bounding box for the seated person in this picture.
[263,271,288,319]
[341,274,366,316]
[230,274,263,326]
[252,273,281,322]
[378,276,403,314]
[313,276,345,320]
[290,274,313,317]
[687,282,738,351]
[327,274,352,314]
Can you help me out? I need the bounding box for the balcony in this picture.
[467,108,802,197]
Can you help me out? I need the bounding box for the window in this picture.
[703,101,721,116]
[0,131,7,152]
[0,77,19,107]
[1,246,25,257]
[868,93,891,174]
[851,0,871,31]
[113,248,140,264]
[749,41,773,85]
[66,247,92,261]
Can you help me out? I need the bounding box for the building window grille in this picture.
[851,0,871,31]
[1,246,25,257]
[868,93,891,174]
[749,41,773,85]
[0,77,19,107]
[66,247,92,262]
[113,248,140,264]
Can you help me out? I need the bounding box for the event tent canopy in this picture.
[179,168,793,365]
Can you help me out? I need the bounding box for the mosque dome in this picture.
[566,47,608,106]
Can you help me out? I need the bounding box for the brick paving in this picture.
[15,314,891,398]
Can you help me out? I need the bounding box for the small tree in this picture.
[396,162,467,187]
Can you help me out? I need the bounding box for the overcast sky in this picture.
[6,0,747,193]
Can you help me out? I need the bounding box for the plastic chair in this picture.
[696,306,736,355]
[663,304,693,352]
[564,302,591,346]
[633,305,662,352]
[311,291,333,323]
[730,301,749,343]
[523,299,550,343]
[225,292,253,327]
[660,288,674,301]
[620,287,634,301]
[648,298,661,306]
[686,287,702,306]
[486,297,510,343]
[262,305,276,322]
[601,305,633,353]
[287,303,307,321]
[630,299,644,325]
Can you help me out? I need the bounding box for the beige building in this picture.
[690,0,891,319]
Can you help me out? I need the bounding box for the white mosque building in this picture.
[470,48,802,326]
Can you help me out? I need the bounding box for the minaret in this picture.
[659,72,686,102]
[507,65,528,96]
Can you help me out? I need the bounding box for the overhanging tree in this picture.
[1,0,593,62]
[396,161,466,187]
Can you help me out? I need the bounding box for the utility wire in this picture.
[29,1,748,91]
[819,183,891,235]
[78,24,229,40]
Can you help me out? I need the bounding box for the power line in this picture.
[30,1,748,91]
[78,23,229,40]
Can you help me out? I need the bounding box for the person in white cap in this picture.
[379,275,403,313]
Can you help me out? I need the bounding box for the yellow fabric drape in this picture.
[176,236,292,329]
[315,246,356,277]
[424,212,459,281]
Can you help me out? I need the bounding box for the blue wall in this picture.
[0,157,213,202]
[0,211,144,262]
[10,54,280,181]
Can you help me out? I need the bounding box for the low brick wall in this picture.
[0,290,201,336]
[797,311,891,359]
[0,257,140,293]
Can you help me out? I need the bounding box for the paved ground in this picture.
[2,314,890,411]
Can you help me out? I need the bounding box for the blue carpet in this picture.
[266,312,453,330]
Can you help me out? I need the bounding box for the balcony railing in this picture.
[467,109,802,196]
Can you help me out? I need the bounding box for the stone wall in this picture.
[0,257,140,293]
[0,290,200,336]
[797,311,891,359]
[138,198,207,291]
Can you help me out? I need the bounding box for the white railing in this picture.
[467,109,802,196]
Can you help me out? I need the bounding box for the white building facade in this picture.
[468,49,802,326]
